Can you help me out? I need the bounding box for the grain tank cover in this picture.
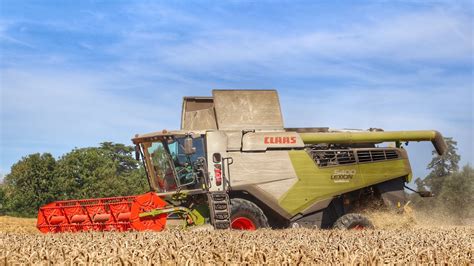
[213,90,284,130]
[181,97,217,130]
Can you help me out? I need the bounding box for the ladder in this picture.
[207,191,231,229]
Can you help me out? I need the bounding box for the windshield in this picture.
[168,137,205,166]
[168,137,205,187]
[145,141,178,192]
[141,137,205,193]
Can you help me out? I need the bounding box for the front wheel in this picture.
[230,198,269,230]
[333,213,374,230]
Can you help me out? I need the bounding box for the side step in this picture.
[207,192,231,229]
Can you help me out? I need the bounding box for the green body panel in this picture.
[191,204,209,226]
[359,160,409,187]
[279,150,410,215]
[139,206,207,227]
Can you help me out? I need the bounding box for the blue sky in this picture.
[0,0,472,185]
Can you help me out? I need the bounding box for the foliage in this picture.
[0,184,6,215]
[1,143,148,217]
[54,143,147,200]
[2,153,59,217]
[437,165,474,221]
[411,137,472,222]
[415,138,460,196]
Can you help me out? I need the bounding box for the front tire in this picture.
[333,213,374,230]
[230,198,269,230]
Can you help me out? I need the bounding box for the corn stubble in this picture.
[0,216,473,265]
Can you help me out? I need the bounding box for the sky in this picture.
[0,0,473,186]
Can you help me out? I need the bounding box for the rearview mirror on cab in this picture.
[212,153,222,163]
[184,136,196,155]
[135,145,141,161]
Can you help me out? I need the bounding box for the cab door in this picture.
[205,131,228,192]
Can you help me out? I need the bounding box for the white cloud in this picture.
[1,68,182,134]
[112,9,471,73]
[0,20,35,48]
[0,68,186,170]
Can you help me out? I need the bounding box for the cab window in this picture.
[146,141,177,192]
[167,137,205,187]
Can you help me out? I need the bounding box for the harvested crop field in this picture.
[1,216,473,264]
[0,216,37,234]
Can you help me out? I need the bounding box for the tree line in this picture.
[411,138,473,222]
[0,143,148,217]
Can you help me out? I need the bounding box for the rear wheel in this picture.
[230,198,269,230]
[333,213,374,230]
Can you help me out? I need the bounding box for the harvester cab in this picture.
[37,90,447,233]
[129,129,233,230]
[132,130,231,188]
[134,133,206,192]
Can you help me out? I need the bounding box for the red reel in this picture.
[37,202,64,233]
[130,192,167,231]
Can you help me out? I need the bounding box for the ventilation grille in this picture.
[311,150,356,167]
[357,149,400,163]
[310,149,400,167]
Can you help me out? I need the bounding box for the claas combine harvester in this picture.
[37,90,447,233]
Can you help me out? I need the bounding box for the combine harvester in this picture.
[37,90,446,232]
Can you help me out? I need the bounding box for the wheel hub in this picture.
[231,217,256,230]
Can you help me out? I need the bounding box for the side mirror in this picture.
[135,145,141,161]
[212,153,222,163]
[184,137,196,155]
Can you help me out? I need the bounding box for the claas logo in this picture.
[264,136,297,144]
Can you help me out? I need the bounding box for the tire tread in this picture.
[230,198,269,229]
[333,213,374,230]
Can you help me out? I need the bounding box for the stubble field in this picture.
[0,214,472,265]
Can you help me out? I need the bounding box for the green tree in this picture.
[2,153,58,217]
[100,142,140,173]
[97,142,148,195]
[437,165,474,221]
[2,142,149,217]
[415,137,460,196]
[55,147,118,199]
[55,142,148,200]
[0,183,6,215]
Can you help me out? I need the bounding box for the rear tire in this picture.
[230,198,269,230]
[333,213,374,230]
